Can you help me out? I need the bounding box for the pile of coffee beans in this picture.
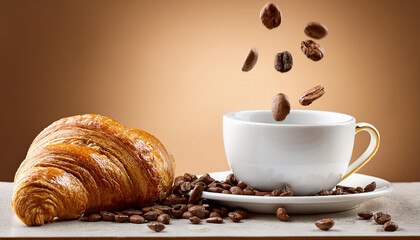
[241,3,330,122]
[358,211,398,231]
[80,172,249,232]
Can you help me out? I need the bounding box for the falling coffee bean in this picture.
[358,211,373,220]
[242,48,258,72]
[384,221,399,231]
[276,207,289,221]
[274,51,293,73]
[299,85,325,106]
[148,221,165,232]
[315,218,335,230]
[304,22,328,39]
[260,3,281,29]
[272,93,291,121]
[301,40,325,61]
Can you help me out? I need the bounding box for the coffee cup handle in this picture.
[341,122,380,181]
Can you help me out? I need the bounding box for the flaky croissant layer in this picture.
[12,114,175,226]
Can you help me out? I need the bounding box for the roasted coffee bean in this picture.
[152,209,165,215]
[234,209,249,219]
[333,188,344,195]
[221,183,232,190]
[271,189,282,196]
[220,207,230,218]
[152,205,172,214]
[88,213,102,222]
[163,194,187,205]
[272,93,291,121]
[115,214,129,223]
[148,221,165,232]
[122,209,143,216]
[276,207,289,221]
[243,189,255,195]
[198,173,215,185]
[274,51,293,73]
[189,184,204,203]
[184,173,197,182]
[317,190,333,196]
[206,217,224,223]
[100,211,116,221]
[196,209,210,219]
[209,212,221,218]
[374,212,391,225]
[242,48,259,72]
[228,212,243,222]
[301,40,325,61]
[191,181,207,190]
[129,215,145,224]
[144,211,158,221]
[230,186,244,195]
[260,3,281,29]
[182,211,193,219]
[237,181,248,189]
[255,191,266,196]
[384,221,398,231]
[172,204,188,212]
[344,187,357,194]
[208,182,222,188]
[299,85,325,106]
[141,206,154,212]
[355,187,364,193]
[304,22,328,39]
[222,189,231,194]
[358,211,373,220]
[315,218,335,230]
[207,187,224,193]
[281,184,294,196]
[189,205,206,216]
[79,215,89,221]
[225,173,238,186]
[157,214,171,224]
[172,176,185,193]
[170,209,183,219]
[179,181,192,194]
[189,216,201,224]
[364,182,376,192]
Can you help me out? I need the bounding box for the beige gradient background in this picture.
[0,0,419,182]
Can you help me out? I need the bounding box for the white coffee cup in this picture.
[223,110,380,196]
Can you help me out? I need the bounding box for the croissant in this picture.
[12,114,175,226]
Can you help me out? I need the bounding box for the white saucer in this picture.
[190,171,392,214]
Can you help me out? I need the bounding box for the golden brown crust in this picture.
[12,114,175,226]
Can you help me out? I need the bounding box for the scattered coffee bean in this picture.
[144,211,158,221]
[122,209,143,216]
[237,181,248,189]
[344,187,357,194]
[225,173,238,186]
[79,215,89,221]
[189,216,201,224]
[315,218,335,230]
[355,187,364,193]
[299,85,325,106]
[88,213,102,222]
[172,176,185,193]
[179,181,192,195]
[260,3,281,29]
[274,51,293,73]
[206,217,224,223]
[301,40,325,61]
[276,207,289,221]
[182,211,193,219]
[230,186,244,195]
[157,214,171,224]
[115,214,129,223]
[333,188,344,195]
[153,205,172,214]
[317,190,333,196]
[304,22,328,39]
[384,221,398,231]
[272,93,291,121]
[374,212,391,225]
[141,206,154,212]
[148,221,165,232]
[228,212,243,222]
[163,194,187,205]
[198,173,215,185]
[364,182,376,192]
[184,173,197,182]
[358,211,373,220]
[234,209,249,219]
[242,48,259,72]
[129,215,145,224]
[100,211,116,221]
[189,184,204,203]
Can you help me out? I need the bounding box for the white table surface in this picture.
[1,181,419,239]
